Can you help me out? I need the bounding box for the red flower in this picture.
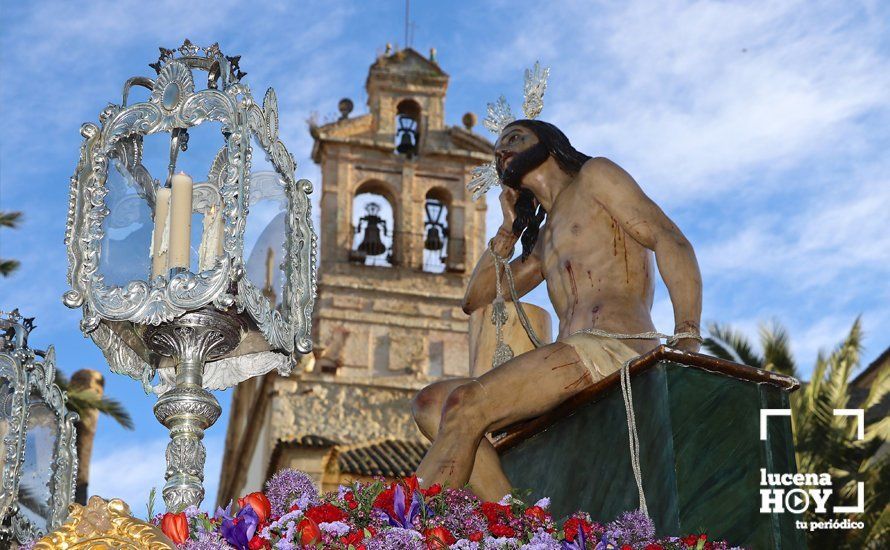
[421,484,442,498]
[403,475,420,493]
[298,517,322,546]
[563,517,593,542]
[238,492,272,524]
[489,523,516,538]
[160,512,188,544]
[341,530,367,546]
[644,545,664,550]
[524,505,549,522]
[468,531,484,542]
[480,502,513,525]
[622,546,632,550]
[304,502,348,524]
[424,526,457,549]
[248,535,271,549]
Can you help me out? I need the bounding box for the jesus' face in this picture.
[495,123,549,189]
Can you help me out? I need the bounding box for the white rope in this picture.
[488,241,702,518]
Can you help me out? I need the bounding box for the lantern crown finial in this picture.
[147,39,245,87]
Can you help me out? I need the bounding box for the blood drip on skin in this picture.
[550,359,580,371]
[564,370,592,390]
[565,261,579,305]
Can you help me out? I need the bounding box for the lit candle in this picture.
[150,187,171,279]
[168,172,194,271]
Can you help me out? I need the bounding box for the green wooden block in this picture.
[497,347,806,550]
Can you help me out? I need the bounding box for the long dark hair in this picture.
[505,120,591,260]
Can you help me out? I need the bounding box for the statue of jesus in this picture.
[413,119,703,500]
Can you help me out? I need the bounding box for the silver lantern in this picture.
[62,40,317,510]
[0,310,78,545]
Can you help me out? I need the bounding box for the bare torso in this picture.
[538,176,658,354]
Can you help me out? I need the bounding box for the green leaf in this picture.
[146,487,157,519]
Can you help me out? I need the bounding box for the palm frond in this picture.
[66,389,134,430]
[759,321,798,378]
[0,211,22,228]
[705,322,764,368]
[702,336,736,362]
[0,259,20,277]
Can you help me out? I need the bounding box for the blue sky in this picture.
[2,0,889,512]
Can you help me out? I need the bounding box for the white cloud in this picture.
[462,0,890,370]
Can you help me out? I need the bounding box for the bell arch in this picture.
[351,179,398,267]
[395,99,421,156]
[421,186,452,273]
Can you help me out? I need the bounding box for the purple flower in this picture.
[441,488,487,537]
[319,520,351,536]
[181,530,230,549]
[264,468,319,516]
[604,510,655,546]
[534,497,551,509]
[220,504,259,550]
[483,535,521,549]
[525,528,561,549]
[365,527,426,549]
[385,483,423,528]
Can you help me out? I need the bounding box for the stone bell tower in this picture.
[309,47,491,379]
[215,47,493,501]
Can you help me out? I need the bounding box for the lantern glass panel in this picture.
[244,135,287,307]
[98,155,154,286]
[19,397,59,534]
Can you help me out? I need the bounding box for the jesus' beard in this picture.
[498,142,550,190]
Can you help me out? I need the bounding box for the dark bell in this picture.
[424,226,444,251]
[396,131,415,155]
[357,225,386,256]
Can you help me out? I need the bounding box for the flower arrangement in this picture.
[150,469,742,550]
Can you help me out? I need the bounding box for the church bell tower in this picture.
[217,47,493,499]
[309,47,491,380]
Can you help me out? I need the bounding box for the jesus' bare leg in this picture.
[415,342,592,490]
[412,378,512,501]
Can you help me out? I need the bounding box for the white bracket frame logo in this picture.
[760,408,865,514]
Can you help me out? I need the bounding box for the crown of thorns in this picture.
[467,62,550,201]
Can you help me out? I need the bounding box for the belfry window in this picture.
[351,186,395,267]
[422,189,449,273]
[395,99,420,157]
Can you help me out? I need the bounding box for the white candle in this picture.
[198,203,225,271]
[168,172,194,270]
[150,187,171,279]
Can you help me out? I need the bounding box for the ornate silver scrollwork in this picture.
[0,313,78,545]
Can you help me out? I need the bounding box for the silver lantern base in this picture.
[141,308,244,511]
